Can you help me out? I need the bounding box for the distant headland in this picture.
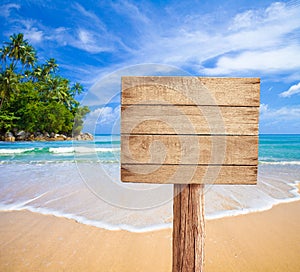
[0,33,90,142]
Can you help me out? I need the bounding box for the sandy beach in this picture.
[1,199,299,272]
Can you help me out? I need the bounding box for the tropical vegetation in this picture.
[0,33,89,138]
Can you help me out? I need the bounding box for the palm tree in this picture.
[0,67,19,109]
[32,66,43,81]
[40,76,71,107]
[21,44,37,71]
[1,33,36,72]
[44,58,58,74]
[6,33,26,68]
[0,45,10,70]
[70,82,83,96]
[32,58,58,82]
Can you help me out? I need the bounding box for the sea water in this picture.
[0,134,299,232]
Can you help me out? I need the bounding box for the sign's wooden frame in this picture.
[121,76,260,185]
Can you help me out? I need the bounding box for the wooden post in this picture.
[173,184,205,272]
[120,76,260,271]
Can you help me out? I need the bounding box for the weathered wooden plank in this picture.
[121,105,259,135]
[121,165,257,184]
[121,135,258,165]
[173,184,205,272]
[122,76,260,106]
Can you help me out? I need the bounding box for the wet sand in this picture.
[0,200,299,271]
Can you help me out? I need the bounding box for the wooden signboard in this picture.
[120,76,260,271]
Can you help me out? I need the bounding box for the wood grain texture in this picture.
[121,105,259,135]
[121,76,260,271]
[121,76,259,185]
[121,135,258,165]
[121,165,257,184]
[122,76,260,106]
[121,77,260,272]
[173,184,205,272]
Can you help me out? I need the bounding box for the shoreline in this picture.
[1,200,300,271]
[1,189,300,233]
[0,162,299,235]
[0,175,298,233]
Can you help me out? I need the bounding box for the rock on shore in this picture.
[4,132,15,142]
[0,131,94,142]
[73,132,94,141]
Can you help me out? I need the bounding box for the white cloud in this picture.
[265,2,289,19]
[83,106,120,133]
[74,28,110,53]
[205,2,300,75]
[6,18,44,44]
[260,104,300,121]
[73,2,105,27]
[40,25,113,54]
[111,0,150,24]
[260,103,269,114]
[47,27,69,45]
[69,3,119,53]
[280,82,300,97]
[229,2,291,31]
[78,28,92,44]
[259,103,300,133]
[86,106,120,125]
[23,27,43,43]
[203,45,300,75]
[229,10,258,31]
[124,1,300,79]
[97,106,120,125]
[0,3,20,18]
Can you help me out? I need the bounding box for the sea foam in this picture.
[0,148,34,154]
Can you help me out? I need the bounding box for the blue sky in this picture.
[1,0,300,134]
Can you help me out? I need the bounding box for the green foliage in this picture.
[73,106,90,136]
[0,33,90,137]
[0,112,20,131]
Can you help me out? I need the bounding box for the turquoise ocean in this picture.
[0,134,299,232]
